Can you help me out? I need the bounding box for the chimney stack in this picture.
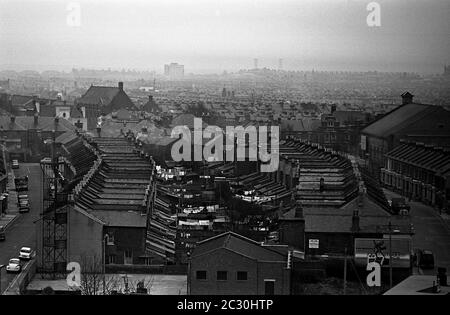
[331,104,337,114]
[96,126,101,138]
[401,92,414,105]
[118,82,124,91]
[10,116,15,123]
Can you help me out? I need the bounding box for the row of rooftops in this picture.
[61,136,155,228]
[0,115,75,132]
[386,140,450,176]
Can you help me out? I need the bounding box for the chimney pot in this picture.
[401,92,414,105]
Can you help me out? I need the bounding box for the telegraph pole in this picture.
[389,221,393,288]
[343,247,347,295]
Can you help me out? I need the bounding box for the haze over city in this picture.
[1,0,449,74]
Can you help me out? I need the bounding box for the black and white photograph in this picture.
[0,0,449,301]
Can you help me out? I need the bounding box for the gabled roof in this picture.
[192,231,286,262]
[361,103,436,138]
[304,195,391,234]
[78,86,120,105]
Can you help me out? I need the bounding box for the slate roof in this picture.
[92,210,147,228]
[192,231,286,262]
[361,103,436,138]
[304,195,405,234]
[11,95,33,107]
[280,118,321,132]
[0,116,76,132]
[78,86,120,105]
[386,142,450,175]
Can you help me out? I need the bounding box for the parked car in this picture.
[6,258,21,273]
[17,194,28,204]
[0,225,5,241]
[18,199,30,213]
[40,157,52,164]
[11,159,19,169]
[391,198,411,214]
[14,176,28,192]
[19,247,36,260]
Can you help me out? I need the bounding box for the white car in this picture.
[6,258,21,273]
[12,159,19,169]
[19,247,35,260]
[40,157,52,164]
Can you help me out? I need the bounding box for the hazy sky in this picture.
[1,0,449,73]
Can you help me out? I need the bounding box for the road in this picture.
[384,189,450,275]
[0,163,42,294]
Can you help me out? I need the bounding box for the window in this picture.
[196,270,207,280]
[124,249,133,265]
[237,271,248,281]
[107,255,116,264]
[143,257,152,266]
[217,271,228,281]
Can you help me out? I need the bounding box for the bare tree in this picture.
[78,254,155,295]
[79,255,104,295]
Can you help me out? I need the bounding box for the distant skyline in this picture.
[1,0,449,74]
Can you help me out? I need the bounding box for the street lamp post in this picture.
[102,234,108,295]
